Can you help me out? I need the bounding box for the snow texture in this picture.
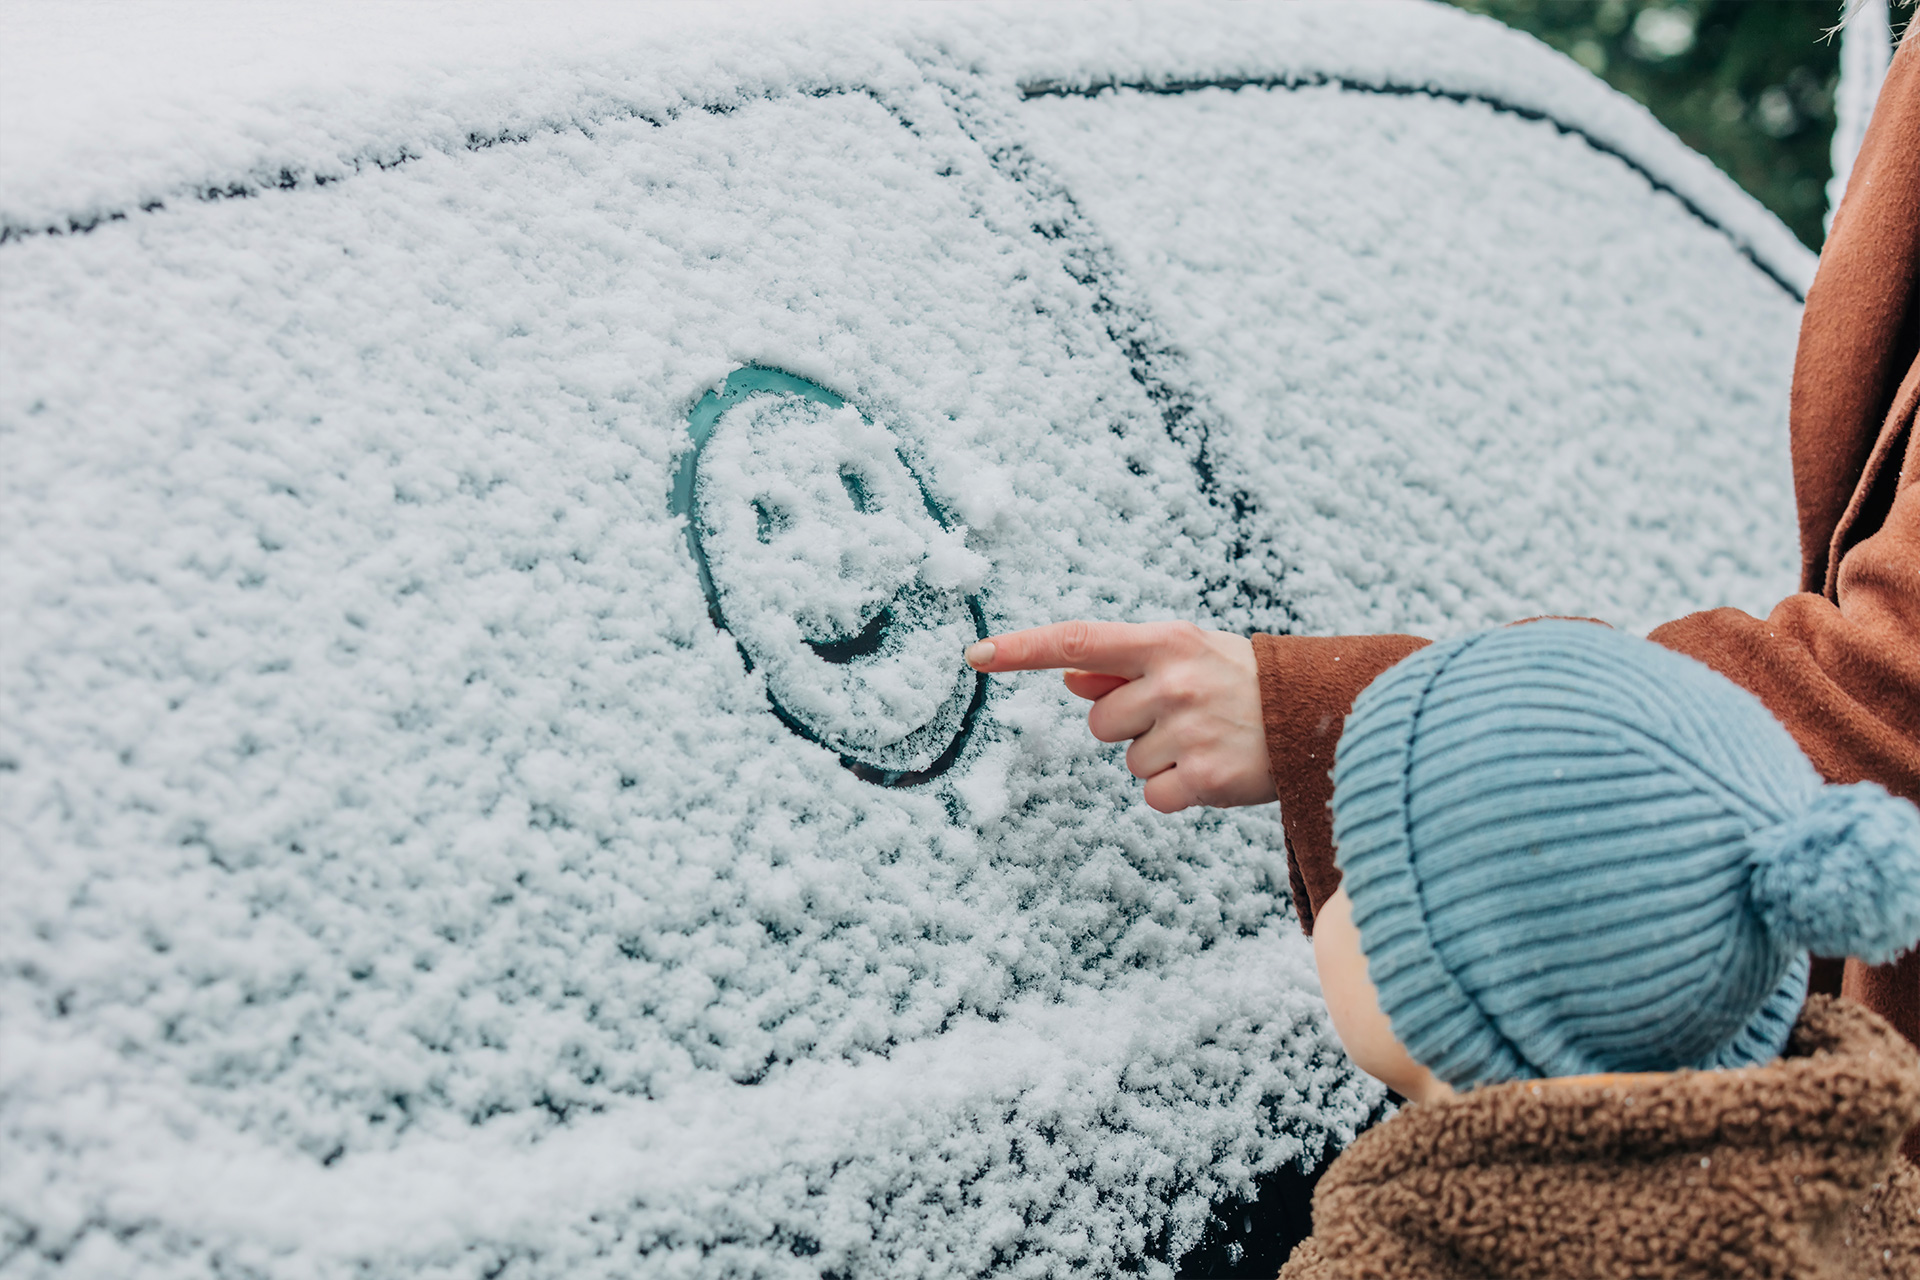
[1,2,1807,1276]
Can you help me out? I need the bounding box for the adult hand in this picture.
[965,620,1276,813]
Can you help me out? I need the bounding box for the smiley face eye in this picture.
[838,466,875,513]
[752,497,790,544]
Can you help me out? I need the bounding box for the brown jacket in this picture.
[1253,34,1920,1136]
[1276,997,1920,1280]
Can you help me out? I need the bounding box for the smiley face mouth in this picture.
[806,605,894,665]
[670,364,989,787]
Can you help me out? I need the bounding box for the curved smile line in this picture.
[806,606,893,664]
[673,364,989,787]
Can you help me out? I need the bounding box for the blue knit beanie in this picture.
[1330,621,1920,1089]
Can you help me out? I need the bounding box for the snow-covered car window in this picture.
[1,5,1817,1276]
[1016,81,1803,636]
[2,83,1360,1277]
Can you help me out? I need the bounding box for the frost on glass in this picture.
[2,10,1817,1277]
[0,85,1363,1279]
[1017,84,1801,638]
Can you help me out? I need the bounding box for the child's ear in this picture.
[1312,889,1452,1106]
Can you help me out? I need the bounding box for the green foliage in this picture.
[1441,0,1844,249]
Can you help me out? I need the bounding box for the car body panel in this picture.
[0,4,1808,1275]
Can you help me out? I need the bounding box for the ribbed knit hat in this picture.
[1331,621,1920,1089]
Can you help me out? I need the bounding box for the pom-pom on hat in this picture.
[1331,620,1920,1090]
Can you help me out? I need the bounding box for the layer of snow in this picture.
[0,1,1814,295]
[1016,82,1802,636]
[2,79,1345,1279]
[2,2,1807,1276]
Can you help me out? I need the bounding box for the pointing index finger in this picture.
[964,620,1157,678]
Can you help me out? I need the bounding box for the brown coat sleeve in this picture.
[1251,633,1428,935]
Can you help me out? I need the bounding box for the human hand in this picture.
[964,620,1276,813]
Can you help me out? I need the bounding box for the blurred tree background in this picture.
[1439,0,1853,249]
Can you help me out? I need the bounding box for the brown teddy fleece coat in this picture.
[1252,34,1920,1154]
[1275,997,1920,1280]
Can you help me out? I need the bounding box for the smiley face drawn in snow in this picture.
[671,367,989,786]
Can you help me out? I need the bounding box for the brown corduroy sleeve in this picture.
[1250,633,1429,935]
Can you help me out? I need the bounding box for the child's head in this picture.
[1318,621,1920,1098]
